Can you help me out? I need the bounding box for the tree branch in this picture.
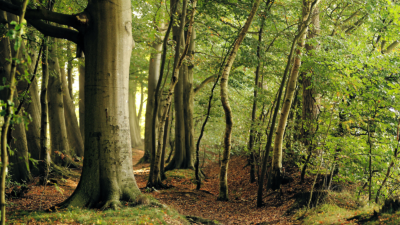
[0,1,81,29]
[29,19,80,44]
[194,75,217,95]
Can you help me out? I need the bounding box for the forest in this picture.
[1,0,400,223]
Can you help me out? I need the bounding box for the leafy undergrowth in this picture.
[7,203,187,224]
[293,190,385,224]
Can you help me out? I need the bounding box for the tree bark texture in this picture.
[183,27,195,168]
[48,39,71,166]
[59,0,141,208]
[61,64,84,157]
[218,0,261,201]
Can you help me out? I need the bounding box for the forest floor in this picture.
[6,147,399,224]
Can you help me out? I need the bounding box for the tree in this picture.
[0,0,143,208]
[218,0,261,201]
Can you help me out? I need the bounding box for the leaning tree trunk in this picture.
[78,58,85,143]
[61,64,84,157]
[58,0,142,208]
[142,42,162,163]
[271,0,316,190]
[129,81,142,147]
[218,0,261,201]
[48,39,71,166]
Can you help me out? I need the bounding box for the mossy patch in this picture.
[7,199,189,224]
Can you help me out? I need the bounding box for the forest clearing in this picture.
[1,0,400,223]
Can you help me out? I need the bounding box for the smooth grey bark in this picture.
[59,0,142,208]
[48,39,71,166]
[78,58,85,143]
[142,42,162,163]
[61,64,84,157]
[39,36,50,181]
[129,80,142,147]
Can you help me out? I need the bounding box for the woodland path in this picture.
[7,147,312,224]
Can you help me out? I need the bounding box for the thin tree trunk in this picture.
[67,41,73,99]
[165,0,193,171]
[248,19,264,184]
[137,82,144,123]
[148,0,195,187]
[218,0,261,201]
[0,1,29,223]
[271,0,319,190]
[129,81,142,147]
[39,36,50,183]
[48,39,71,166]
[79,58,85,143]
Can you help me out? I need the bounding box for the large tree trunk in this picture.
[142,42,162,163]
[218,0,261,201]
[59,0,141,208]
[79,58,85,143]
[129,81,142,147]
[271,0,316,190]
[61,64,84,157]
[9,115,31,183]
[183,28,195,168]
[48,39,71,166]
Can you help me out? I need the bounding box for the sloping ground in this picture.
[133,150,312,224]
[7,148,387,224]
